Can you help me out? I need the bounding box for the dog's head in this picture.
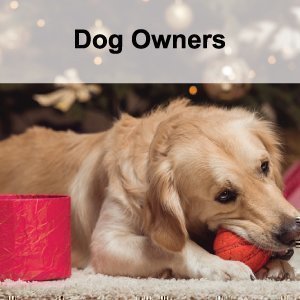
[145,100,300,254]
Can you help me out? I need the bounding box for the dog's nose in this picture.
[276,218,300,246]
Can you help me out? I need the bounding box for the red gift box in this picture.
[284,161,300,210]
[0,195,71,281]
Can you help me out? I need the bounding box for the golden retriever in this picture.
[0,99,299,280]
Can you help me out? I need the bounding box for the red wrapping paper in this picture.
[0,195,71,281]
[284,161,300,209]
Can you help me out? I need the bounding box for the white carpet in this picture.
[1,250,300,300]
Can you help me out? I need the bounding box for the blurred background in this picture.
[0,83,300,171]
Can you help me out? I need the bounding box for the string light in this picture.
[282,47,294,60]
[0,28,29,50]
[222,65,236,81]
[9,0,19,10]
[36,19,46,28]
[203,58,250,84]
[165,0,193,30]
[189,85,198,95]
[89,20,111,54]
[94,19,103,28]
[268,55,277,65]
[222,65,232,76]
[94,56,103,65]
[248,70,256,79]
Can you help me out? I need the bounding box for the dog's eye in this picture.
[215,189,237,204]
[261,161,269,175]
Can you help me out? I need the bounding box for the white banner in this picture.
[0,0,300,83]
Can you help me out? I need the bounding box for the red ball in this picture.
[213,228,272,273]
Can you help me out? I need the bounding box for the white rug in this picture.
[1,250,300,300]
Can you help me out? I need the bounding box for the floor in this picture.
[1,250,299,300]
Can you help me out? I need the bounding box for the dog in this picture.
[0,99,299,280]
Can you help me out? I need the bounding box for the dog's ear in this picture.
[146,121,188,252]
[253,119,283,189]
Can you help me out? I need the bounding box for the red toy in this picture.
[214,228,272,273]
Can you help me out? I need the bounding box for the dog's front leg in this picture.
[91,229,254,280]
[90,200,175,277]
[90,200,254,280]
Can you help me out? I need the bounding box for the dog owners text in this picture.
[75,29,225,54]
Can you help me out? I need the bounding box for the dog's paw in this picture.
[207,257,255,281]
[256,259,295,281]
[189,256,255,281]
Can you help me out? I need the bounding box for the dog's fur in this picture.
[0,99,299,280]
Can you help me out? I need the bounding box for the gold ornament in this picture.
[204,83,250,102]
